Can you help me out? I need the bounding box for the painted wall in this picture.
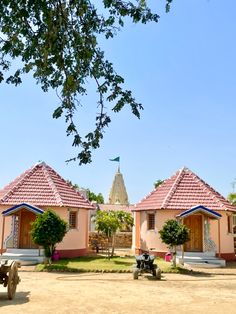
[210,212,234,254]
[132,209,235,259]
[137,209,182,253]
[0,205,13,251]
[41,206,89,251]
[0,205,89,255]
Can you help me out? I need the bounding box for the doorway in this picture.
[184,215,203,252]
[19,210,38,249]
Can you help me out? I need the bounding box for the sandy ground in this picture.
[0,267,236,314]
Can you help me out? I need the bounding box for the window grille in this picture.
[147,213,155,230]
[233,215,236,226]
[227,215,232,234]
[69,211,77,229]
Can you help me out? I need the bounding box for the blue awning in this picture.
[176,205,222,220]
[2,203,44,216]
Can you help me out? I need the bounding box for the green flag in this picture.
[109,157,120,162]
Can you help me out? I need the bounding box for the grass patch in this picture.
[36,256,134,273]
[35,256,191,274]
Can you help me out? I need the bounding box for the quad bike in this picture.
[0,260,21,300]
[133,252,161,280]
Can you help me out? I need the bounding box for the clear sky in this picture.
[0,0,236,204]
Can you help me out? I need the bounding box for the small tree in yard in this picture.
[159,219,189,267]
[95,210,134,259]
[31,209,68,264]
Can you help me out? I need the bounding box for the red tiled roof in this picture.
[0,162,93,209]
[134,167,236,212]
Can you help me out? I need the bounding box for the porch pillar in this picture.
[1,216,5,255]
[181,218,184,263]
[218,219,221,258]
[134,212,141,253]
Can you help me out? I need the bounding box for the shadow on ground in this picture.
[0,291,30,305]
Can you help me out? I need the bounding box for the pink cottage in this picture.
[132,167,236,263]
[0,162,93,258]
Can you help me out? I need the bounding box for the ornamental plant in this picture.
[159,219,189,267]
[31,209,68,264]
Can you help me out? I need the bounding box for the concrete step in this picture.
[184,262,224,268]
[176,251,216,257]
[0,256,44,265]
[176,254,226,268]
[0,249,45,265]
[5,248,44,256]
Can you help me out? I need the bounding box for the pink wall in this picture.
[43,206,89,251]
[0,205,89,255]
[133,209,235,258]
[132,211,141,250]
[210,212,234,254]
[0,205,14,252]
[138,209,182,252]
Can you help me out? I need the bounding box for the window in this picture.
[233,215,236,235]
[147,213,155,230]
[227,215,232,234]
[233,215,236,226]
[69,211,77,229]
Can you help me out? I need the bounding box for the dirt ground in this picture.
[1,266,236,314]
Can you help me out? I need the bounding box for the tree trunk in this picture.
[111,234,116,257]
[172,245,177,268]
[106,236,111,260]
[181,244,184,265]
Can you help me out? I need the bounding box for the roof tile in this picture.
[135,167,236,212]
[0,162,93,209]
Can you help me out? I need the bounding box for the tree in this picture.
[67,180,80,191]
[67,180,104,203]
[95,210,133,258]
[159,219,189,267]
[228,193,236,206]
[0,1,172,165]
[87,189,104,204]
[154,179,164,188]
[31,209,68,263]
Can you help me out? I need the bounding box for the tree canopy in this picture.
[67,180,104,203]
[95,209,133,257]
[31,209,68,261]
[159,219,189,267]
[154,179,164,188]
[228,193,236,206]
[87,189,104,204]
[95,210,133,237]
[0,0,172,164]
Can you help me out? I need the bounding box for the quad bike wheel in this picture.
[155,268,162,280]
[152,268,161,280]
[7,262,20,300]
[133,268,139,280]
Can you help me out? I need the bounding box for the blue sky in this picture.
[0,0,236,204]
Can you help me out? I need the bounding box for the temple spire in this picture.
[108,168,129,205]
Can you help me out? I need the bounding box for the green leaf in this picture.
[0,0,167,164]
[53,107,63,119]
